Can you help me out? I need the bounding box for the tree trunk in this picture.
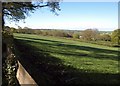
[2,2,19,86]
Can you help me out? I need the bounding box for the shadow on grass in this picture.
[15,35,64,44]
[15,36,119,61]
[14,38,120,86]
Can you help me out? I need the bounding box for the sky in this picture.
[5,2,118,31]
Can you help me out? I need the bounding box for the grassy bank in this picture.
[14,33,119,85]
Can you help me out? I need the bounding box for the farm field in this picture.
[14,33,119,85]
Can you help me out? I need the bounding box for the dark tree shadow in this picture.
[14,36,120,86]
[15,36,119,61]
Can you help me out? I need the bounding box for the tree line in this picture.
[5,26,120,46]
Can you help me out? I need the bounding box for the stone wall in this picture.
[2,30,38,86]
[2,32,19,86]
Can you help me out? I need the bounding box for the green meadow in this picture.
[14,33,119,85]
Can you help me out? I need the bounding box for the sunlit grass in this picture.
[14,33,119,74]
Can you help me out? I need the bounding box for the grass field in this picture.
[14,33,119,85]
